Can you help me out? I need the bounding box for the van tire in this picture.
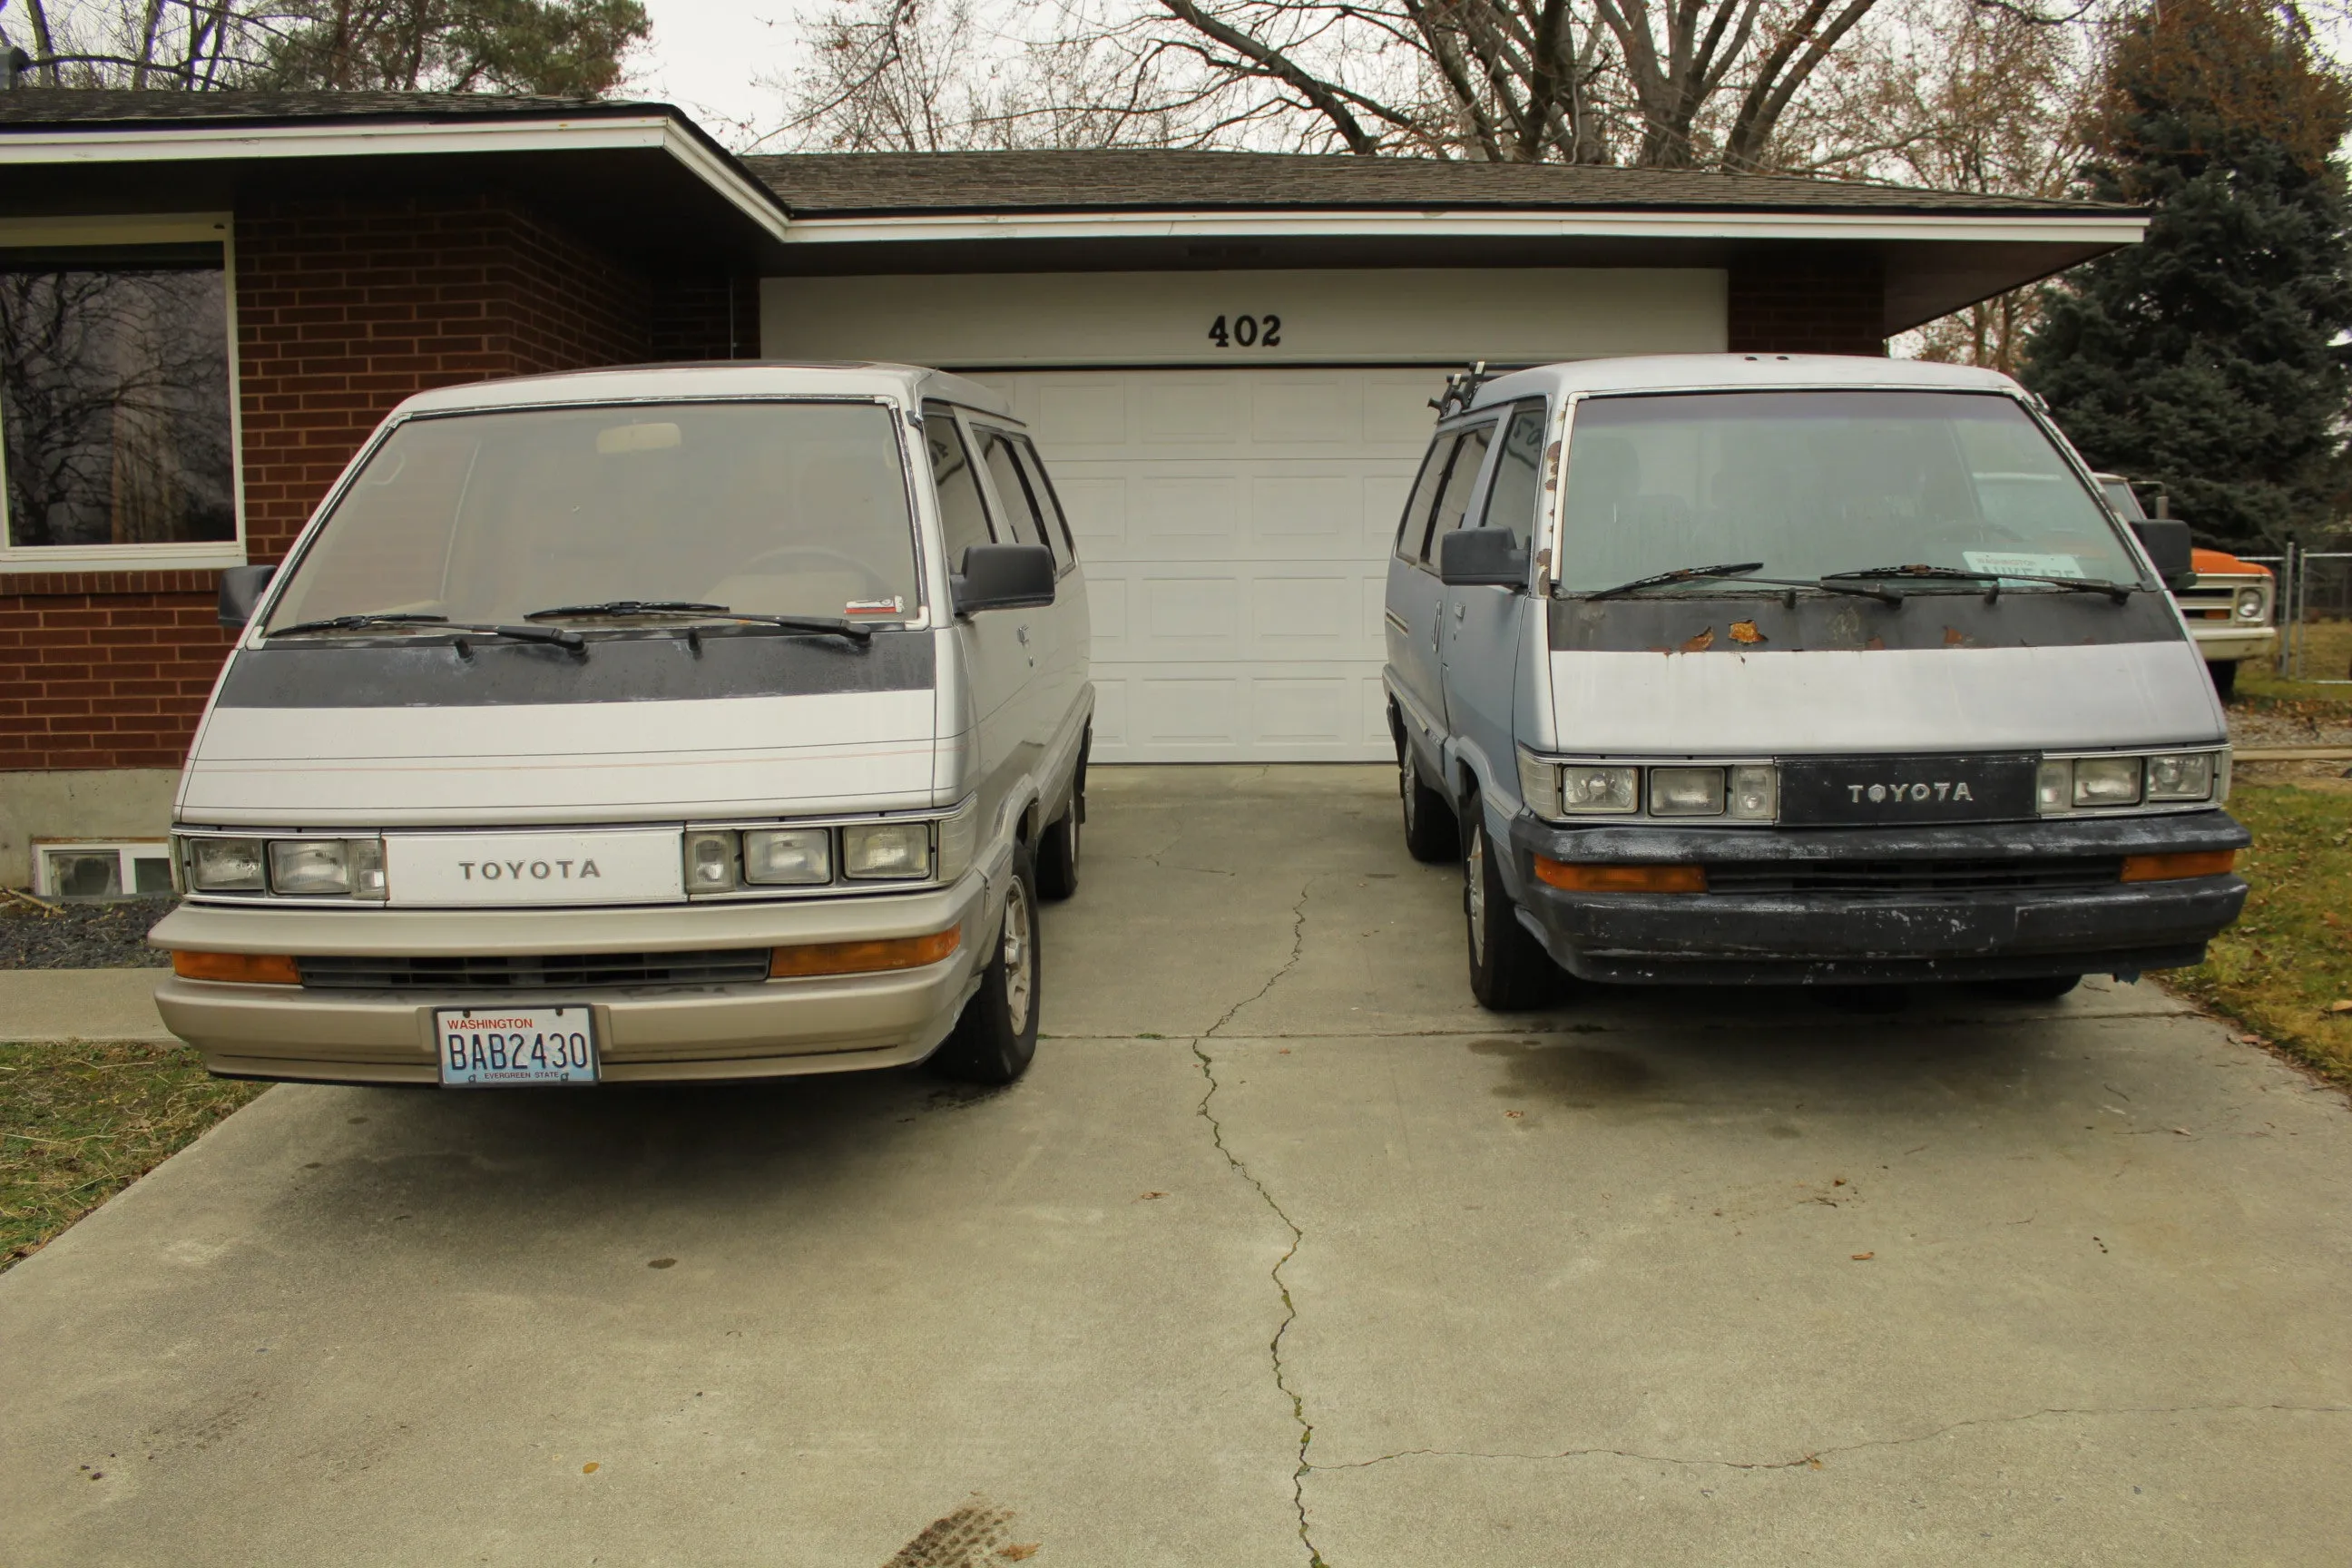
[1402,749,1459,864]
[1036,798,1081,901]
[929,847,1042,1084]
[2207,660,2239,701]
[1462,797,1563,1010]
[1976,974,2082,1002]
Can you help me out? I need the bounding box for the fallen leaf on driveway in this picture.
[1000,1547,1041,1562]
[2327,1001,2352,1014]
[2237,1034,2267,1045]
[648,1258,676,1269]
[1850,1252,1875,1261]
[1504,1110,1524,1119]
[2171,1127,2192,1136]
[583,1462,599,1474]
[1137,1191,1165,1200]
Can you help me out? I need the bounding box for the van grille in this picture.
[298,949,772,990]
[1702,858,2122,897]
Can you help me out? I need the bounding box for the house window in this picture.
[0,220,240,571]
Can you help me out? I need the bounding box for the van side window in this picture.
[1395,436,1455,565]
[1423,422,1496,564]
[1479,404,1547,549]
[1011,434,1078,565]
[976,427,1052,562]
[922,404,995,570]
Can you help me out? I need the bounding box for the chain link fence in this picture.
[2244,546,2352,684]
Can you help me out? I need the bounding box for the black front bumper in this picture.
[1507,810,2249,985]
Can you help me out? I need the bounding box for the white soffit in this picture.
[781,208,2149,248]
[0,116,790,244]
[764,268,1729,368]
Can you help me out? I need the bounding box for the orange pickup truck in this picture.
[2098,475,2276,697]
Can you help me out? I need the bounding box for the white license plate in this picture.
[435,1005,599,1087]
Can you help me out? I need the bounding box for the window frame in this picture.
[1007,431,1080,576]
[1418,417,1501,570]
[920,399,1001,573]
[1475,398,1550,548]
[970,420,1053,564]
[0,213,247,574]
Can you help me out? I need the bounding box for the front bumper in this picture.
[148,871,997,1084]
[2190,625,2278,663]
[1507,811,2249,985]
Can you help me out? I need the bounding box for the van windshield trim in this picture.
[260,396,933,639]
[1548,387,2142,600]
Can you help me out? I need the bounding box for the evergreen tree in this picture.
[2021,0,2352,552]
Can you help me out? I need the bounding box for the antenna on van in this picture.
[1429,361,1489,417]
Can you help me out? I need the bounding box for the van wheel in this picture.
[2207,661,2239,701]
[1036,797,1081,901]
[929,848,1041,1084]
[1976,974,2082,1002]
[1462,797,1563,1010]
[1401,749,1459,864]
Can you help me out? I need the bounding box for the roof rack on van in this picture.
[1430,361,1489,417]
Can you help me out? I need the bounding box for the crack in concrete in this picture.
[1312,1401,2352,1476]
[1204,880,1314,1041]
[1192,1036,1325,1567]
[1190,887,1324,1563]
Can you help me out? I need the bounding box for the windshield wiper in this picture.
[523,602,874,644]
[1583,562,1764,601]
[1579,563,1901,607]
[1823,564,2135,603]
[523,600,730,620]
[266,612,583,650]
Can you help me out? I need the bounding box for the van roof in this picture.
[387,361,1014,421]
[1466,353,2019,412]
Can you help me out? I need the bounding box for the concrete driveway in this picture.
[5,766,2350,1566]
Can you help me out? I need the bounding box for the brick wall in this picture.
[1727,249,1887,357]
[2,193,750,774]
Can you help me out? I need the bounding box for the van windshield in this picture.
[265,400,919,631]
[1556,390,2141,594]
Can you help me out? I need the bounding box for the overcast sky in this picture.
[632,0,811,148]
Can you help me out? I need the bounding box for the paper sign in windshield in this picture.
[1963,552,2087,582]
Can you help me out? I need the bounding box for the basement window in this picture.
[0,217,242,573]
[33,839,175,900]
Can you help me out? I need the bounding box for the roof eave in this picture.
[0,110,791,244]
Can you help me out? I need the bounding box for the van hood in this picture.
[180,631,941,828]
[1544,593,2224,754]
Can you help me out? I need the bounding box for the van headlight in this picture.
[743,827,831,886]
[843,821,930,880]
[1561,765,1640,814]
[683,830,740,892]
[2038,750,2223,812]
[187,837,267,892]
[181,835,387,897]
[1649,767,1726,817]
[2072,756,2143,808]
[267,838,387,898]
[2146,751,2218,801]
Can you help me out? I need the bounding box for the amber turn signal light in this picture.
[770,925,962,979]
[2119,849,2238,883]
[172,950,300,985]
[1533,858,1707,894]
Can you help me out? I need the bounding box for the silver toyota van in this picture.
[1385,355,2246,1006]
[152,363,1091,1086]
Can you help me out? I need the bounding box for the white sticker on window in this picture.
[1963,552,2087,581]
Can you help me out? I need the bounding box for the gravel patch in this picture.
[0,897,175,970]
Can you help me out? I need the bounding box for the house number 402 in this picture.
[1208,313,1282,348]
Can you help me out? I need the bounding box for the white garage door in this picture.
[975,368,1438,763]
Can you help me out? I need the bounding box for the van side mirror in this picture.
[2128,517,2197,591]
[218,564,275,628]
[1438,528,1528,589]
[953,544,1056,615]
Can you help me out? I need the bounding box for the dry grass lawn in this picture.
[1,1042,261,1270]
